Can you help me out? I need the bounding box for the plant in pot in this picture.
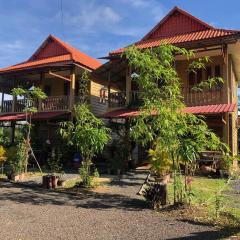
[45,148,63,188]
[148,144,172,184]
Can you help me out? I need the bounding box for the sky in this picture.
[0,0,240,68]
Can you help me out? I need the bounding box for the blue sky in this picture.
[0,0,240,68]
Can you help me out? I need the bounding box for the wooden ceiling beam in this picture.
[48,71,71,82]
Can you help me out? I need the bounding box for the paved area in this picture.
[0,172,237,240]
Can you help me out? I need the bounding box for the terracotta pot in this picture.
[42,175,47,188]
[46,175,52,189]
[51,175,58,189]
[154,174,170,184]
[11,174,20,182]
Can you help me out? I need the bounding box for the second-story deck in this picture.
[1,95,82,114]
[107,87,223,109]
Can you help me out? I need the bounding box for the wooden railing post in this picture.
[12,96,16,113]
[69,67,76,113]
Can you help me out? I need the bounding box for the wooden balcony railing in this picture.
[1,96,70,114]
[109,92,126,108]
[107,87,223,109]
[182,87,223,106]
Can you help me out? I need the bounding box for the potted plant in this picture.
[148,145,172,184]
[45,148,63,189]
[6,143,27,181]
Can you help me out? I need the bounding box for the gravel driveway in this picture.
[0,172,234,240]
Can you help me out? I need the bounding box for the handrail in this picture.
[1,96,70,113]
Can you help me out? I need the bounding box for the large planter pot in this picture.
[154,174,170,184]
[46,175,52,189]
[10,174,20,182]
[51,175,58,189]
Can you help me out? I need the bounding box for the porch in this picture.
[0,95,81,114]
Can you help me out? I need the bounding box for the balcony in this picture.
[1,96,70,114]
[107,87,223,109]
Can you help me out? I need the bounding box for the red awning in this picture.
[0,111,70,121]
[102,103,236,118]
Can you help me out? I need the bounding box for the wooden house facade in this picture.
[0,35,106,146]
[94,7,240,158]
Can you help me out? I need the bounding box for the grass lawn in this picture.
[167,176,240,228]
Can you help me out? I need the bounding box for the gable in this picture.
[29,37,69,61]
[142,7,212,40]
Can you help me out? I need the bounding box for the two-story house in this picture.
[0,35,106,146]
[94,6,240,161]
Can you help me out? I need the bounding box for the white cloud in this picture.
[65,3,121,32]
[126,0,149,7]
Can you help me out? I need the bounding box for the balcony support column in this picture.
[222,46,229,104]
[1,92,4,113]
[126,66,131,105]
[69,67,76,119]
[12,95,16,113]
[223,112,229,148]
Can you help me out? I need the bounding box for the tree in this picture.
[122,44,228,207]
[59,104,111,187]
[11,87,47,172]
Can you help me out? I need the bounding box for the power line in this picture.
[60,0,65,39]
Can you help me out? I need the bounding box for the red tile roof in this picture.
[0,35,101,73]
[110,29,239,55]
[0,111,70,121]
[110,7,240,56]
[102,103,236,118]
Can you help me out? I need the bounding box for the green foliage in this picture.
[11,87,47,114]
[47,148,63,174]
[148,145,172,176]
[123,44,228,205]
[0,145,6,162]
[78,70,90,104]
[6,142,28,174]
[59,104,111,161]
[79,161,99,188]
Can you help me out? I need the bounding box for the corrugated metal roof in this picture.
[102,103,236,118]
[0,35,101,73]
[0,111,70,121]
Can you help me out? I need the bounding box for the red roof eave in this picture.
[0,111,70,121]
[102,103,236,118]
